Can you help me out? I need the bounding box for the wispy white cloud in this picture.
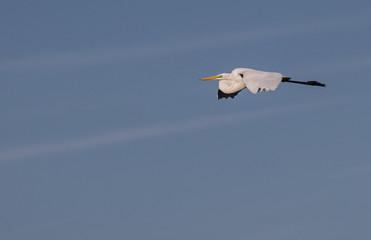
[0,98,345,163]
[292,55,371,77]
[0,14,370,72]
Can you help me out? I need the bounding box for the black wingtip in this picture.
[217,89,241,99]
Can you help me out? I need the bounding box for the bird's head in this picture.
[200,73,226,81]
[200,70,243,81]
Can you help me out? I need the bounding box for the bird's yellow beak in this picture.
[200,75,222,80]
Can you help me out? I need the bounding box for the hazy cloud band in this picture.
[0,14,370,72]
[0,98,346,163]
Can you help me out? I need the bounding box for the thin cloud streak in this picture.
[291,55,371,77]
[0,98,345,163]
[0,14,370,72]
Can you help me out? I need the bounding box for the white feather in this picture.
[237,68,282,94]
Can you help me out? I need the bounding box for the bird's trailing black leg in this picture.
[281,77,326,87]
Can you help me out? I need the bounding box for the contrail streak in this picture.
[0,14,370,72]
[0,98,345,163]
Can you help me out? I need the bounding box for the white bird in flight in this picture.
[200,68,325,99]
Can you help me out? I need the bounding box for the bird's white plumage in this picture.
[201,67,325,99]
[217,68,283,94]
[218,78,246,94]
[237,68,282,94]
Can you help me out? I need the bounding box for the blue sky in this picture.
[1,0,371,239]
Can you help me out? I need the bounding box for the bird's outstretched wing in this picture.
[239,68,282,94]
[218,89,242,99]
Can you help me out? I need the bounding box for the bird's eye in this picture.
[239,74,244,78]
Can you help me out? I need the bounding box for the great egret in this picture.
[200,68,325,99]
